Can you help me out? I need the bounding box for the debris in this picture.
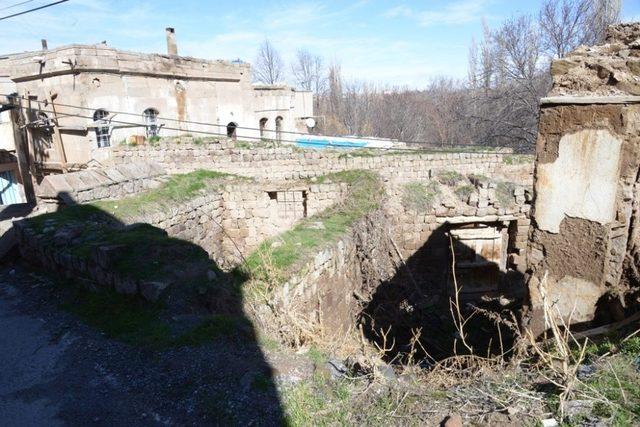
[442,414,463,427]
[375,364,396,381]
[577,364,597,380]
[564,400,594,418]
[540,419,558,427]
[325,358,348,379]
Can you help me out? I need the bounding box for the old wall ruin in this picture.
[110,142,532,183]
[526,23,640,330]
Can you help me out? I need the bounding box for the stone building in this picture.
[0,28,313,178]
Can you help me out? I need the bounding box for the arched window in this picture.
[259,117,268,139]
[226,122,237,140]
[93,109,111,148]
[275,116,283,143]
[143,108,159,138]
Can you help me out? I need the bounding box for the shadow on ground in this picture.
[360,222,526,363]
[0,194,286,425]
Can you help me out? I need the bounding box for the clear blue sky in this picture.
[1,0,639,88]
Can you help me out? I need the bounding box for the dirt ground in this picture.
[0,261,313,426]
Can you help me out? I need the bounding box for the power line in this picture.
[7,102,514,154]
[0,0,69,21]
[3,94,527,151]
[0,0,36,12]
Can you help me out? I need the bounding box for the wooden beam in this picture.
[541,95,640,106]
[46,91,68,173]
[9,97,36,203]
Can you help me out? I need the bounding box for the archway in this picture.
[259,118,268,139]
[275,116,283,143]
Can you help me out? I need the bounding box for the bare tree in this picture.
[539,0,621,59]
[254,39,285,84]
[468,37,479,89]
[539,0,591,58]
[585,0,621,45]
[291,49,325,93]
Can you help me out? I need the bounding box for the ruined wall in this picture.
[110,143,533,183]
[35,162,167,205]
[22,174,350,272]
[259,210,398,346]
[527,23,640,328]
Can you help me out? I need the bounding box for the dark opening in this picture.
[275,116,283,143]
[302,191,308,217]
[226,122,238,140]
[267,191,277,200]
[259,118,268,139]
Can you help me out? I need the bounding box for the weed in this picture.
[437,170,465,186]
[193,137,204,145]
[503,154,534,165]
[307,346,327,365]
[454,185,475,201]
[401,181,439,211]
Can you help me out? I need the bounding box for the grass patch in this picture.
[503,154,534,165]
[307,346,327,365]
[198,391,238,423]
[242,170,382,285]
[95,169,239,219]
[58,277,247,350]
[173,314,251,347]
[454,185,475,201]
[468,173,490,184]
[282,374,411,426]
[234,139,279,150]
[61,280,172,348]
[581,355,640,425]
[436,170,466,186]
[401,181,440,211]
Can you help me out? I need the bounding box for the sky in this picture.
[1,0,639,88]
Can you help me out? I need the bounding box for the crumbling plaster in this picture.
[534,129,622,234]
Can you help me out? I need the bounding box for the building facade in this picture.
[0,29,313,182]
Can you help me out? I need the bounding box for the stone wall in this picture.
[109,143,533,184]
[526,23,640,330]
[259,210,397,345]
[36,162,167,205]
[26,176,350,271]
[259,175,534,346]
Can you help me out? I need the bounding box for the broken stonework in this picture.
[526,23,640,331]
[36,162,166,205]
